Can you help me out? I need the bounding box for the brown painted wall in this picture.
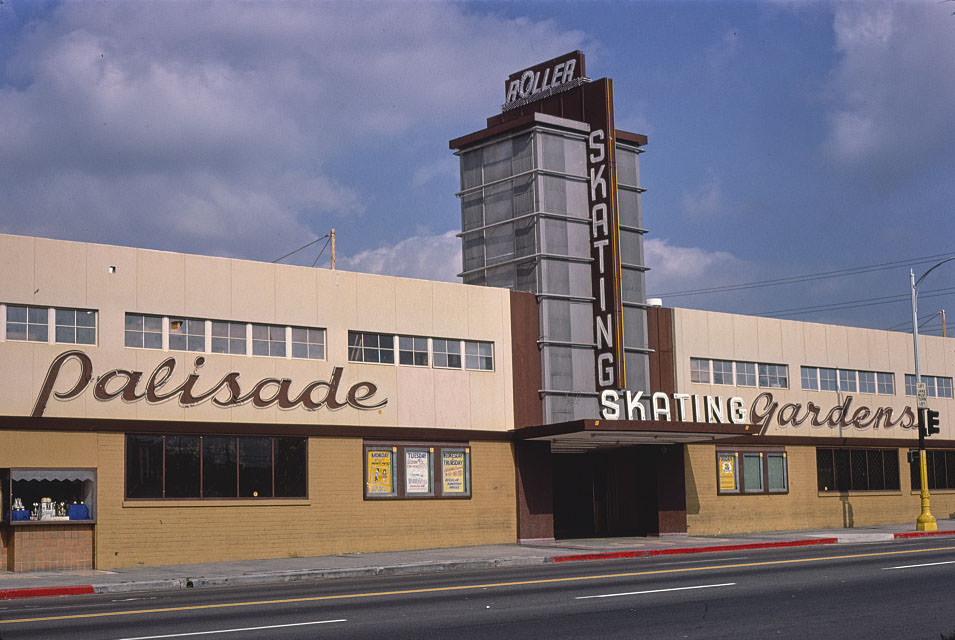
[510,290,542,429]
[647,306,675,396]
[514,441,554,540]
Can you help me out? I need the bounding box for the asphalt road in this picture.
[2,539,954,639]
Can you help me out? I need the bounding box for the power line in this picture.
[750,286,955,319]
[648,251,955,298]
[270,235,329,264]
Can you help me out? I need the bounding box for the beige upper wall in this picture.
[672,307,954,440]
[0,233,515,431]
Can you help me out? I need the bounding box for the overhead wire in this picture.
[270,234,329,264]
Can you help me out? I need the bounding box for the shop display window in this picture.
[716,448,788,495]
[816,447,900,492]
[125,434,307,500]
[910,450,955,491]
[4,468,96,521]
[364,442,471,500]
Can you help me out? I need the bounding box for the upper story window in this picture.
[465,340,494,371]
[169,317,205,352]
[398,336,429,367]
[905,374,953,399]
[691,358,786,389]
[125,313,325,360]
[432,338,462,369]
[348,331,395,364]
[291,327,325,360]
[4,304,97,345]
[212,321,247,355]
[125,313,163,349]
[252,324,286,357]
[802,366,895,395]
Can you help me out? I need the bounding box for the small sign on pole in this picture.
[917,382,928,409]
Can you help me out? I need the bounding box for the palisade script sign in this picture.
[600,389,917,434]
[31,350,388,418]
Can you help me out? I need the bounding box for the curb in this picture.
[549,538,839,563]
[893,529,955,539]
[0,585,94,600]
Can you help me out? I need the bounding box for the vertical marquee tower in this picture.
[450,51,650,423]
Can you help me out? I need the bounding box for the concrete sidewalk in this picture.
[2,519,954,600]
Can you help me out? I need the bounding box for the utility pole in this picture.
[330,228,336,270]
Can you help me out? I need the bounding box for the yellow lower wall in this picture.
[0,431,517,569]
[686,443,955,535]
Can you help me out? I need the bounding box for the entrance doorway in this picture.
[552,445,684,538]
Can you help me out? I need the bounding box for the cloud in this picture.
[338,230,461,282]
[0,1,588,262]
[644,237,752,299]
[823,2,955,183]
[680,172,725,219]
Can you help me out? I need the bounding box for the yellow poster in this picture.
[442,450,467,495]
[719,453,738,492]
[367,449,394,495]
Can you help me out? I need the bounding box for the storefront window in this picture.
[717,448,787,495]
[7,469,96,520]
[125,435,307,499]
[364,442,471,499]
[816,448,899,492]
[910,450,955,491]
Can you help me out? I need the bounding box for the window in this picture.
[6,304,48,342]
[712,359,733,385]
[433,338,462,369]
[364,442,471,499]
[906,374,953,398]
[816,448,900,492]
[819,367,837,391]
[348,331,395,364]
[690,358,710,384]
[465,340,494,371]
[125,434,306,499]
[716,448,788,495]
[125,313,163,349]
[252,324,286,357]
[910,450,955,491]
[877,372,895,395]
[838,369,857,392]
[858,371,876,394]
[801,366,818,391]
[54,308,96,344]
[291,327,325,359]
[212,321,247,355]
[758,363,789,389]
[398,336,429,366]
[169,317,205,352]
[735,361,756,387]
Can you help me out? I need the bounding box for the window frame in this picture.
[716,447,789,496]
[464,340,494,371]
[816,447,901,493]
[348,331,396,364]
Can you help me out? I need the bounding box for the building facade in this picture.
[2,51,953,572]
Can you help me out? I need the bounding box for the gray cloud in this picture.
[0,1,588,262]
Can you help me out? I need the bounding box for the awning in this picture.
[12,469,96,483]
[515,419,755,453]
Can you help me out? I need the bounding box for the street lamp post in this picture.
[910,256,955,531]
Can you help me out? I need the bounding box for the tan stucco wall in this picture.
[0,431,516,569]
[0,233,514,431]
[685,443,955,534]
[672,308,955,440]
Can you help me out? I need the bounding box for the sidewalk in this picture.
[2,519,954,600]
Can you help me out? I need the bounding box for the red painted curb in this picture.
[0,585,95,600]
[549,538,839,563]
[894,530,955,539]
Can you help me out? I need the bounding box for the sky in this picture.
[0,0,953,335]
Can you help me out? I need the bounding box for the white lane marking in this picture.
[883,560,955,570]
[116,619,347,639]
[575,582,736,599]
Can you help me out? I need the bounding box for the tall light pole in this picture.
[911,256,955,531]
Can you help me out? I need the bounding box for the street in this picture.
[1,539,954,639]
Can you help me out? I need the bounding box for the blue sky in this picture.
[0,0,953,334]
